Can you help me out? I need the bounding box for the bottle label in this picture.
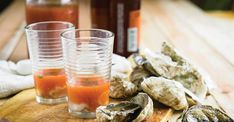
[128,27,137,52]
[117,3,124,54]
[128,10,140,52]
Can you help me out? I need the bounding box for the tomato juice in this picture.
[34,68,67,99]
[67,75,110,112]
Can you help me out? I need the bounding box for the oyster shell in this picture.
[128,53,159,76]
[112,54,132,73]
[110,71,138,98]
[161,42,186,65]
[144,51,183,79]
[129,66,152,91]
[141,77,188,110]
[130,93,154,122]
[143,46,207,99]
[96,93,153,122]
[182,105,234,122]
[96,102,142,122]
[161,42,208,99]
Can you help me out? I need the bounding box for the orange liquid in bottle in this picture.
[67,75,110,112]
[26,3,78,27]
[34,68,67,99]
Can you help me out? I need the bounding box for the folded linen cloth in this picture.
[0,60,33,98]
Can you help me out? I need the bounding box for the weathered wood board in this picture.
[0,89,173,122]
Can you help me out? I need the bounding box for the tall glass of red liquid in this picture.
[61,29,114,118]
[25,0,78,28]
[25,21,75,104]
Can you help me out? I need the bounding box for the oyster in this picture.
[128,53,159,76]
[143,46,207,99]
[141,77,188,110]
[96,93,153,122]
[182,105,234,122]
[112,54,132,73]
[144,51,183,79]
[129,66,152,91]
[161,42,186,65]
[110,71,138,98]
[96,102,142,122]
[130,93,154,122]
[161,42,208,99]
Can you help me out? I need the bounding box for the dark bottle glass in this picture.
[91,0,110,30]
[91,0,141,57]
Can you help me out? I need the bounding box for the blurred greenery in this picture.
[191,0,234,10]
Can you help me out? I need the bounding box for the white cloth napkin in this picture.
[0,60,33,98]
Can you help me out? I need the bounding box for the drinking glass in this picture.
[25,21,75,104]
[61,29,114,118]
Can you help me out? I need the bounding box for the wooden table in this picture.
[0,0,234,120]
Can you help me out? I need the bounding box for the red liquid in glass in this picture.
[26,4,78,27]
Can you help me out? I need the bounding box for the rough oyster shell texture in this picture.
[110,72,138,99]
[129,66,151,91]
[96,93,154,122]
[130,93,154,122]
[129,53,159,76]
[141,77,188,110]
[142,42,207,99]
[96,102,142,122]
[161,42,208,99]
[182,105,234,122]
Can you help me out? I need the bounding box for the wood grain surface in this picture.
[140,0,234,104]
[0,0,234,121]
[0,89,173,122]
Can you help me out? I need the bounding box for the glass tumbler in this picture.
[25,21,75,104]
[61,29,114,118]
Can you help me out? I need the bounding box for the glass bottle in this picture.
[91,0,110,30]
[91,0,141,57]
[25,0,79,27]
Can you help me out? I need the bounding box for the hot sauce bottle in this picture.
[91,0,110,30]
[91,0,141,57]
[110,0,141,57]
[26,0,79,28]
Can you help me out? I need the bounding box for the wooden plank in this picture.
[206,16,234,41]
[8,34,28,62]
[156,0,234,102]
[142,0,234,102]
[0,0,25,59]
[140,2,167,51]
[0,23,25,60]
[169,1,234,66]
[0,99,8,107]
[210,89,234,119]
[207,11,234,20]
[140,1,234,116]
[0,89,173,122]
[79,0,91,28]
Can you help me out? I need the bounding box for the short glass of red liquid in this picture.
[61,29,114,118]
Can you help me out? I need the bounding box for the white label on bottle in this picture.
[117,3,124,53]
[128,27,137,52]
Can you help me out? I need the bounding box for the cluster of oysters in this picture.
[96,42,233,122]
